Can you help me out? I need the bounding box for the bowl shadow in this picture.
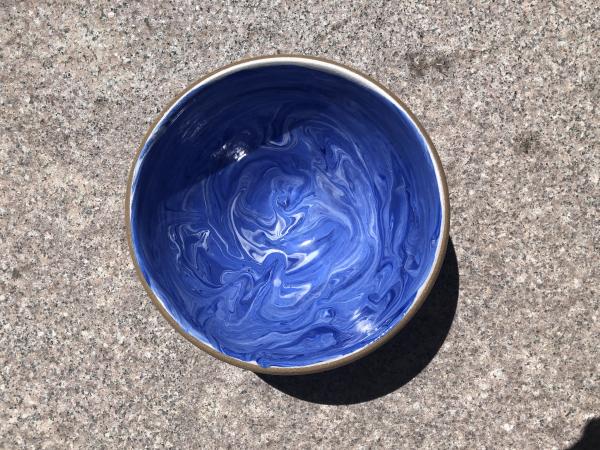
[257,237,459,405]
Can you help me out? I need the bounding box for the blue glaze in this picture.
[130,62,444,368]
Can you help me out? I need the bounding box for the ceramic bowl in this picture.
[127,56,449,374]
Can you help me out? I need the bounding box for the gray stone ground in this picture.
[1,1,598,448]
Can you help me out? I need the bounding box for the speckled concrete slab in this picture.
[1,1,598,449]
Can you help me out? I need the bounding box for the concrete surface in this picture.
[1,1,598,448]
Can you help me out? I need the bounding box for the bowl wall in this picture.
[128,56,449,373]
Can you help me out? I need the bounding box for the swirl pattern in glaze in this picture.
[130,62,444,368]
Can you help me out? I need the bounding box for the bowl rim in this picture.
[125,54,450,375]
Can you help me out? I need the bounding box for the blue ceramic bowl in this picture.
[127,56,449,374]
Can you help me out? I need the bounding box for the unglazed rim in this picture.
[125,54,450,375]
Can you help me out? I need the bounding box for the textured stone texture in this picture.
[1,1,598,449]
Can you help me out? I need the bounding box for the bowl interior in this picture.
[130,60,445,369]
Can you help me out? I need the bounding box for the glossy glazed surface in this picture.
[130,62,444,368]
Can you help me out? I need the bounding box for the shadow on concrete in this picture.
[567,418,600,450]
[258,237,459,405]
